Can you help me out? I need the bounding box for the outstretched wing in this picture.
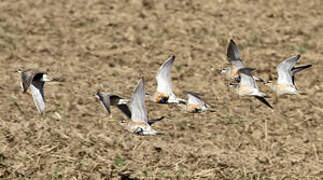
[30,80,45,114]
[148,116,164,126]
[116,104,131,119]
[130,78,148,123]
[96,91,113,114]
[21,72,31,92]
[277,55,300,86]
[227,40,245,69]
[96,91,131,118]
[156,56,175,96]
[238,68,257,88]
[291,64,312,86]
[254,96,273,109]
[186,91,206,107]
[21,70,43,93]
[291,64,312,74]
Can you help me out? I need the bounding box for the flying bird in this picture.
[221,39,266,84]
[94,90,130,117]
[265,55,312,96]
[94,90,163,126]
[184,91,216,113]
[120,78,162,135]
[151,55,186,104]
[18,68,57,114]
[237,67,273,109]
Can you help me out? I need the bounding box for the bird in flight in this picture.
[151,55,186,104]
[184,91,216,113]
[221,39,266,84]
[18,68,58,114]
[265,55,312,96]
[236,67,273,109]
[120,78,163,135]
[94,90,163,126]
[94,90,130,117]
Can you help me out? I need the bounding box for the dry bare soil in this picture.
[0,0,323,179]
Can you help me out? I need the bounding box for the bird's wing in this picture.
[186,91,207,107]
[97,92,112,114]
[130,78,148,123]
[238,68,257,88]
[21,72,31,92]
[21,70,43,92]
[227,40,245,69]
[148,116,164,126]
[107,94,124,105]
[291,64,312,86]
[254,96,273,109]
[156,56,175,96]
[116,104,131,119]
[277,55,300,85]
[291,64,312,74]
[30,80,45,114]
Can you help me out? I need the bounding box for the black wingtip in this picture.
[106,108,112,114]
[255,96,273,110]
[148,116,165,126]
[227,39,240,60]
[230,39,236,44]
[168,55,176,62]
[302,64,312,69]
[291,64,312,74]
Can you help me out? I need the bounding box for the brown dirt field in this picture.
[0,0,323,179]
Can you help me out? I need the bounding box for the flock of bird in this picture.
[17,39,312,135]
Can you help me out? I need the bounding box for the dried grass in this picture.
[0,0,322,179]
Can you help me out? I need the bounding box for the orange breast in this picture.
[231,69,239,78]
[155,92,169,103]
[187,104,202,112]
[131,122,147,126]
